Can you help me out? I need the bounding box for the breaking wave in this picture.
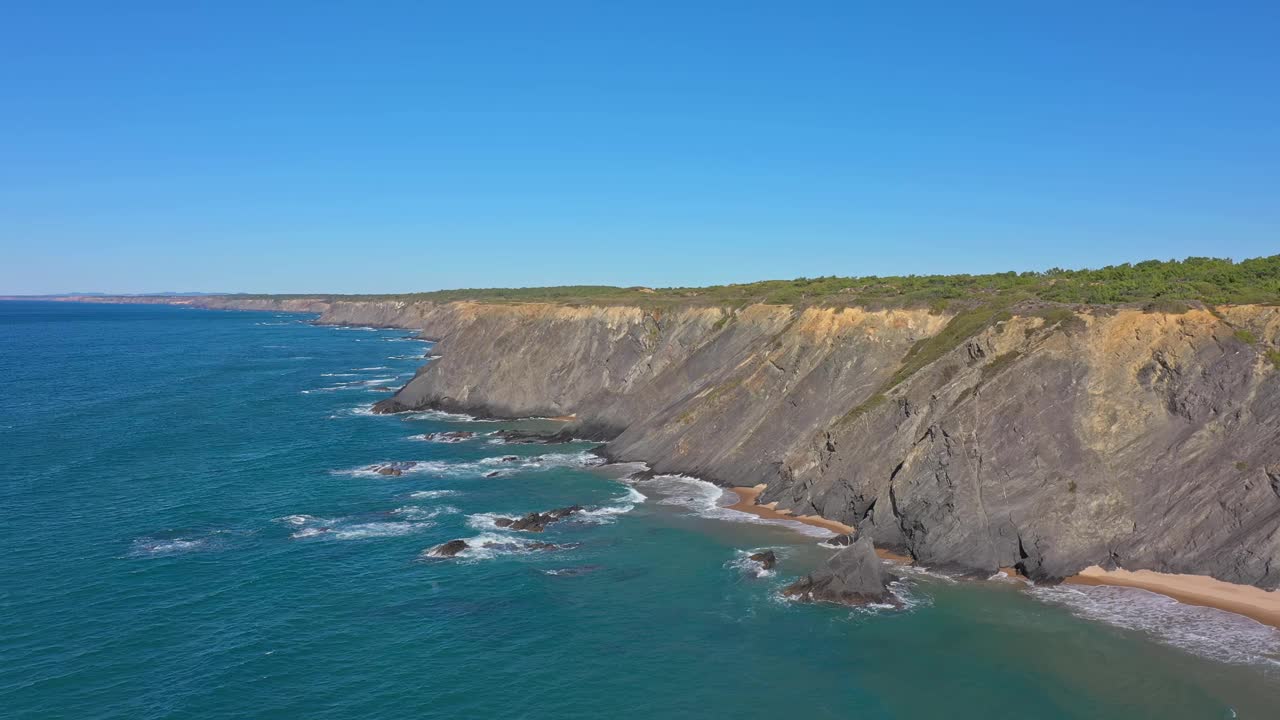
[728,548,780,578]
[1029,584,1280,669]
[407,490,460,500]
[421,532,569,561]
[129,535,218,557]
[337,451,606,479]
[634,474,831,538]
[277,512,435,541]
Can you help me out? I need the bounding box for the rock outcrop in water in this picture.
[493,506,584,532]
[783,537,893,605]
[70,294,1280,590]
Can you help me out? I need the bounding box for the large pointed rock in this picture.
[783,536,893,606]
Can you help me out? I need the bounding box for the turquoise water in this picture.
[2,301,1279,719]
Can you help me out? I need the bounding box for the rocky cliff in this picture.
[62,294,1280,589]
[365,300,1280,590]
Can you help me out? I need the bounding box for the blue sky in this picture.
[2,2,1277,294]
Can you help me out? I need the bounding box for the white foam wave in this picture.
[407,490,459,500]
[130,537,211,556]
[403,410,488,422]
[465,512,506,531]
[281,511,434,540]
[635,475,832,538]
[333,522,432,539]
[337,451,603,480]
[354,366,390,371]
[275,514,336,526]
[391,505,459,520]
[1029,584,1280,668]
[575,486,647,524]
[328,404,380,418]
[728,548,779,578]
[425,532,557,561]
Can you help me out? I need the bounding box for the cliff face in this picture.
[366,300,1280,589]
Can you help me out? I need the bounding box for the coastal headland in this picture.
[40,256,1280,626]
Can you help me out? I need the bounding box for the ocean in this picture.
[2,300,1278,718]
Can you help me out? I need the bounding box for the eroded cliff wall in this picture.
[366,300,1280,589]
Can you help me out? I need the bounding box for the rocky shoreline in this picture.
[48,294,1280,603]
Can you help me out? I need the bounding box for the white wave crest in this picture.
[338,451,605,481]
[130,536,211,556]
[636,474,831,538]
[728,548,780,578]
[391,505,459,520]
[407,490,459,500]
[423,532,560,561]
[576,486,647,524]
[331,522,430,540]
[1029,584,1280,668]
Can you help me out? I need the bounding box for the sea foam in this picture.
[1030,583,1280,669]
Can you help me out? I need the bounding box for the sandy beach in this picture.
[728,484,853,534]
[1067,566,1280,629]
[728,485,912,562]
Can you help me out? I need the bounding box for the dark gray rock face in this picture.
[257,298,1280,591]
[783,537,892,605]
[748,550,777,570]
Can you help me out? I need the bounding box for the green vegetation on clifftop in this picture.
[238,255,1280,309]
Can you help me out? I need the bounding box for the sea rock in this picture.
[495,505,584,532]
[491,430,573,445]
[824,534,855,547]
[372,461,417,477]
[748,550,777,570]
[429,539,469,557]
[421,431,475,443]
[483,471,502,478]
[782,537,893,606]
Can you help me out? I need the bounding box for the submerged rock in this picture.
[783,537,894,606]
[748,550,778,570]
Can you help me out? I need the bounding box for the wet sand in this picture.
[1067,566,1280,630]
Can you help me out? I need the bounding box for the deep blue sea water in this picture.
[3,301,1279,719]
